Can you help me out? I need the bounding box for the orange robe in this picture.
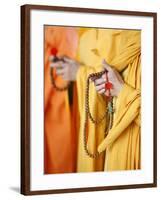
[44,26,78,174]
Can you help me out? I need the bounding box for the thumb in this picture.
[63,56,74,63]
[102,59,112,72]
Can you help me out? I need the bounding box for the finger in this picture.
[56,66,64,71]
[56,68,65,76]
[104,90,110,97]
[103,64,112,72]
[113,69,124,84]
[50,63,59,68]
[61,63,69,69]
[63,56,73,63]
[49,55,64,63]
[102,59,111,67]
[95,84,105,92]
[97,88,106,94]
[102,59,112,72]
[94,77,106,86]
[62,75,69,81]
[62,71,70,81]
[101,73,107,80]
[56,55,67,62]
[90,76,97,82]
[50,61,64,68]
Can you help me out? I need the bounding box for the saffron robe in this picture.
[76,28,141,171]
[44,26,78,173]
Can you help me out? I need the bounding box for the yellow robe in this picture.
[76,28,141,171]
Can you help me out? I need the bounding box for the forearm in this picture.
[98,83,141,153]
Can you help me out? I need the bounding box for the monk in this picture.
[62,28,141,171]
[44,26,79,174]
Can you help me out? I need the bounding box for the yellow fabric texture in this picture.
[76,28,141,171]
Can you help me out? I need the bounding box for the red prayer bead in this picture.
[50,47,58,56]
[105,82,113,90]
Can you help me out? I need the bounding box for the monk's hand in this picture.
[92,59,124,97]
[50,57,80,81]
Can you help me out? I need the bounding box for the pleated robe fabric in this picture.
[76,28,141,172]
[44,26,78,174]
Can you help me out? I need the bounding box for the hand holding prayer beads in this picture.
[49,47,70,91]
[60,57,80,81]
[50,55,80,81]
[91,59,124,97]
[49,48,80,91]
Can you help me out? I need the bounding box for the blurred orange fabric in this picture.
[44,26,78,174]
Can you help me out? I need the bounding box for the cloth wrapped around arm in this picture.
[98,83,141,153]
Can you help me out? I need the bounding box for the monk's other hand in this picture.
[93,59,124,97]
[60,57,80,81]
[50,57,80,81]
